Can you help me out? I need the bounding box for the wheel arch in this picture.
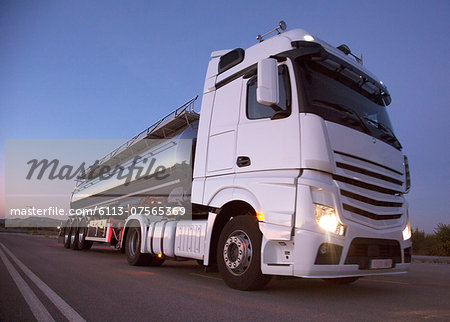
[207,198,259,267]
[206,186,262,212]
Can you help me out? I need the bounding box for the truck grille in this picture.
[345,238,402,269]
[333,151,405,228]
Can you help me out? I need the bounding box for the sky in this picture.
[0,0,449,232]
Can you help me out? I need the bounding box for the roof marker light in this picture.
[303,35,314,42]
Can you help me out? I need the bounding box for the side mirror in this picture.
[256,58,279,106]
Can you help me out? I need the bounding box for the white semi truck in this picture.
[60,22,412,290]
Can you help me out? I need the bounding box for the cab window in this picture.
[246,65,291,119]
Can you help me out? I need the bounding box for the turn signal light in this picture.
[256,212,264,221]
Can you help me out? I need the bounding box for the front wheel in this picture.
[217,216,272,291]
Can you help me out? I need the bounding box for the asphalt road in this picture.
[0,232,449,322]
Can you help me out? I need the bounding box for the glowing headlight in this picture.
[303,35,315,42]
[402,213,411,240]
[314,204,345,236]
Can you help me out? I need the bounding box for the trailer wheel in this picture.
[217,215,272,291]
[69,220,80,250]
[63,220,72,249]
[76,220,93,250]
[322,277,360,285]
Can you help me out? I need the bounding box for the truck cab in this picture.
[192,28,411,286]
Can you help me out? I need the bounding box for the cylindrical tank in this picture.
[71,121,199,218]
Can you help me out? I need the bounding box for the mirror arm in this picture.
[271,110,290,120]
[269,55,287,63]
[270,104,282,112]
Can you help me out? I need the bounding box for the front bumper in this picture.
[260,221,411,278]
[291,228,411,278]
[259,164,411,278]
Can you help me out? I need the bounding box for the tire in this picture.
[69,220,80,250]
[63,220,72,249]
[323,277,360,285]
[76,219,93,250]
[217,215,272,291]
[148,256,165,267]
[125,227,165,266]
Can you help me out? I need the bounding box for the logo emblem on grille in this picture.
[372,138,376,144]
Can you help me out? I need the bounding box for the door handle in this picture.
[236,156,251,167]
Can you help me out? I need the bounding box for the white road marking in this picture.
[0,242,86,322]
[0,246,55,322]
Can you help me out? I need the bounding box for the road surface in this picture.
[0,232,449,321]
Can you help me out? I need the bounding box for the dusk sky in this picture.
[0,1,449,232]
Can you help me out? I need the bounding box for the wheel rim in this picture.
[64,226,70,243]
[78,227,85,244]
[70,226,76,244]
[128,230,138,257]
[223,230,252,276]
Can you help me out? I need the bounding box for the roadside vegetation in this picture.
[412,223,450,256]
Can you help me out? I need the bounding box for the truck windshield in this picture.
[296,55,401,150]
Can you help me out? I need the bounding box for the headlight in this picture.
[402,212,411,240]
[314,204,345,236]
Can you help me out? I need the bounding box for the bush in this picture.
[412,223,450,256]
[432,223,450,256]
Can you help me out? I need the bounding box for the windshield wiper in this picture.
[312,99,371,134]
[363,117,402,149]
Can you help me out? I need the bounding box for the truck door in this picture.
[236,63,300,174]
[205,77,241,176]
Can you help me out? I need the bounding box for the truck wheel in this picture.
[69,220,80,250]
[148,256,165,267]
[217,215,272,291]
[125,227,152,266]
[63,220,72,248]
[76,220,93,250]
[323,277,360,285]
